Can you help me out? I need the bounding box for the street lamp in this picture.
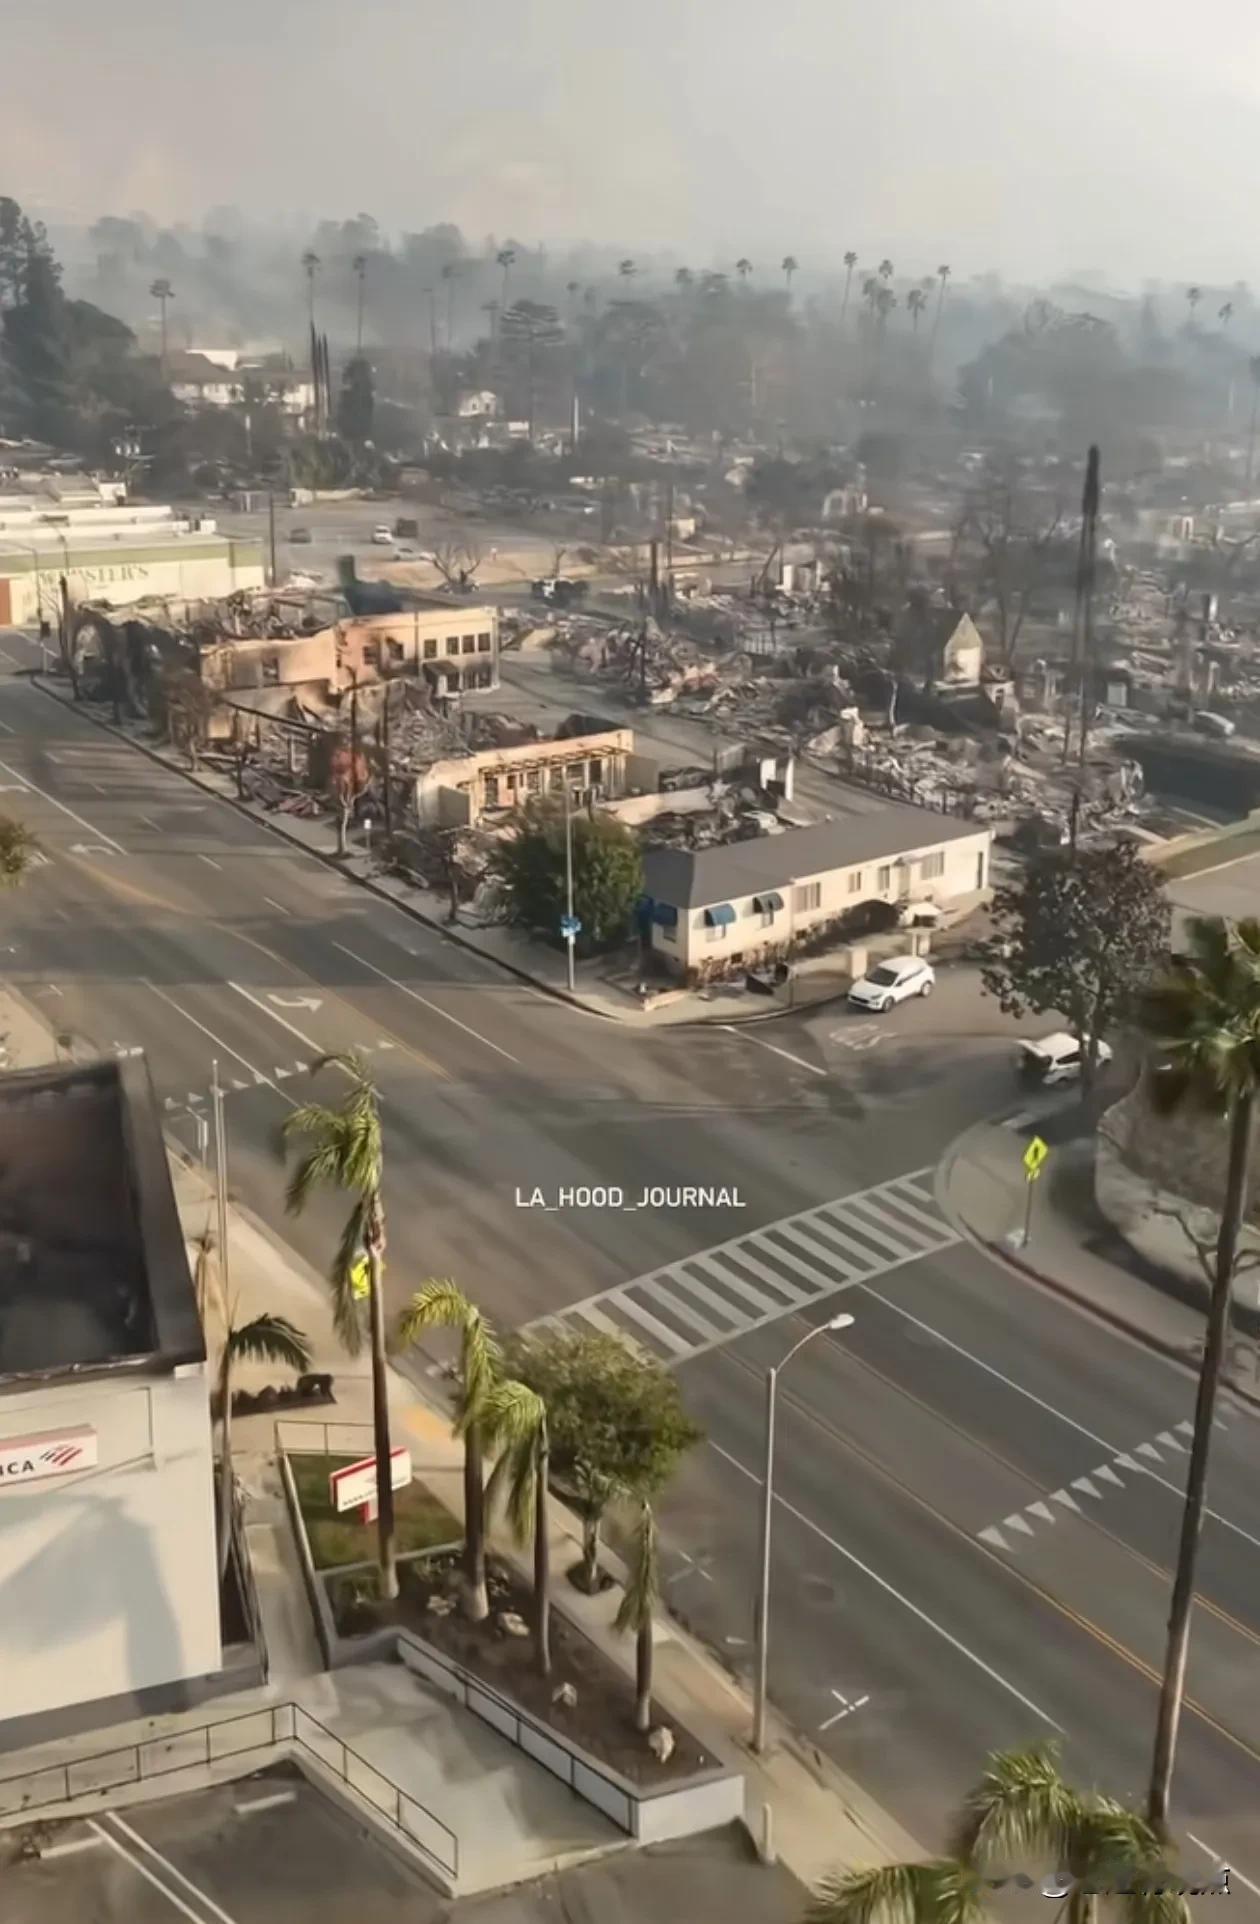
[752,1309,855,1754]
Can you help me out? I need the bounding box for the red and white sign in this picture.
[330,1447,411,1520]
[0,1425,98,1488]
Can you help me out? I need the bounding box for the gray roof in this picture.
[642,802,983,911]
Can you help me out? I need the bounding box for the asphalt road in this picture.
[1,630,1259,1899]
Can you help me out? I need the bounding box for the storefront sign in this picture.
[0,1425,98,1487]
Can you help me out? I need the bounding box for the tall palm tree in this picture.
[808,1742,1187,1924]
[496,246,516,307]
[736,257,753,284]
[196,1227,310,1581]
[841,250,858,324]
[485,1377,550,1674]
[674,266,693,292]
[615,1497,660,1733]
[1137,915,1260,1832]
[398,1279,500,1621]
[150,278,174,375]
[1219,300,1234,330]
[1186,285,1202,328]
[781,254,798,291]
[930,262,951,356]
[352,253,368,352]
[440,260,460,349]
[878,257,894,282]
[618,258,637,284]
[0,817,37,888]
[907,286,928,332]
[301,250,320,328]
[282,1052,398,1600]
[565,278,580,318]
[1246,354,1260,490]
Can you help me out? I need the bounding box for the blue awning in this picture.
[704,903,737,927]
[753,892,784,914]
[652,901,679,928]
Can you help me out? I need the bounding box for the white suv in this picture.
[847,955,935,1013]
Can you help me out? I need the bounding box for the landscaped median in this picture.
[278,1436,744,1845]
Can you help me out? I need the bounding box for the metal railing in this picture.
[274,1417,381,1459]
[0,1700,459,1881]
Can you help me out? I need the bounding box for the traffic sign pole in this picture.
[1022,1169,1037,1247]
[1019,1136,1049,1248]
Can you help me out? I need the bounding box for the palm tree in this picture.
[398,1280,500,1621]
[301,249,320,327]
[615,1497,660,1733]
[196,1227,309,1581]
[565,278,580,318]
[440,260,460,349]
[485,1377,551,1674]
[674,266,693,291]
[781,254,798,292]
[282,1053,398,1601]
[930,263,951,355]
[0,817,37,888]
[618,258,637,283]
[150,277,174,375]
[496,246,516,307]
[736,257,753,284]
[1137,915,1260,1832]
[1246,354,1260,490]
[907,286,928,332]
[352,253,368,352]
[841,250,858,324]
[808,1742,1187,1924]
[1186,285,1202,328]
[878,257,894,282]
[1219,300,1234,329]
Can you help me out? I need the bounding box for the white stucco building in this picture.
[0,1058,221,1749]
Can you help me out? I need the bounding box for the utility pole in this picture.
[563,779,576,993]
[212,1060,230,1303]
[380,683,394,839]
[1061,444,1100,770]
[267,486,278,588]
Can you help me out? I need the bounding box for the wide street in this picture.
[1,631,1258,1900]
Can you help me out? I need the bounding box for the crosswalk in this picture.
[523,1168,960,1365]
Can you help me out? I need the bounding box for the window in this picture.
[588,757,603,785]
[484,775,500,806]
[877,865,892,892]
[462,635,476,653]
[478,665,493,688]
[549,765,564,792]
[477,632,492,652]
[423,637,437,660]
[921,850,945,880]
[505,771,518,793]
[794,882,821,913]
[847,870,863,895]
[387,638,404,666]
[262,654,280,686]
[463,665,479,688]
[445,637,458,656]
[526,768,542,793]
[760,906,775,928]
[363,639,380,667]
[661,919,677,943]
[706,921,726,943]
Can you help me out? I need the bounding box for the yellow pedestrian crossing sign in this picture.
[350,1254,370,1300]
[1023,1136,1049,1180]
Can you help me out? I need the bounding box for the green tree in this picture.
[484,1377,551,1673]
[1136,916,1260,1831]
[397,1280,501,1621]
[979,841,1170,1093]
[507,1330,702,1592]
[194,1228,310,1581]
[0,816,37,888]
[807,1742,1188,1924]
[493,799,643,955]
[283,1053,398,1601]
[499,299,563,439]
[614,1497,660,1732]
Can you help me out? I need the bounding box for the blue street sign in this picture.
[560,914,582,938]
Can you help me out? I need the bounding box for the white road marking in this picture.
[88,1820,211,1924]
[142,979,298,1109]
[859,1280,1260,1555]
[721,1024,826,1077]
[0,757,126,852]
[819,1687,870,1731]
[106,1809,240,1924]
[198,854,222,870]
[228,979,322,1052]
[268,992,322,1012]
[262,895,289,915]
[139,814,164,832]
[234,1788,298,1816]
[711,1439,1064,1731]
[0,714,14,732]
[333,940,520,1063]
[1187,1834,1260,1899]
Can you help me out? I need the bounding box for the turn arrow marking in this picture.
[267,993,323,1012]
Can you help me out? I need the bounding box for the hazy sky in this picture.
[6,0,1260,286]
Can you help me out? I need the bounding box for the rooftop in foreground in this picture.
[0,1057,202,1386]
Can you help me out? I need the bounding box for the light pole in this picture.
[752,1310,855,1754]
[563,778,576,992]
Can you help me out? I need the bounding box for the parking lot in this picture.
[1168,847,1260,927]
[5,1773,802,1923]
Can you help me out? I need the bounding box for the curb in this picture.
[28,676,854,1034]
[937,1127,1260,1419]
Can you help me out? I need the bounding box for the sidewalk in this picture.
[30,675,854,1028]
[941,1105,1260,1410]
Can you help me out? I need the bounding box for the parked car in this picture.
[370,524,393,545]
[1016,1031,1113,1087]
[847,955,935,1012]
[289,526,311,544]
[1193,710,1236,739]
